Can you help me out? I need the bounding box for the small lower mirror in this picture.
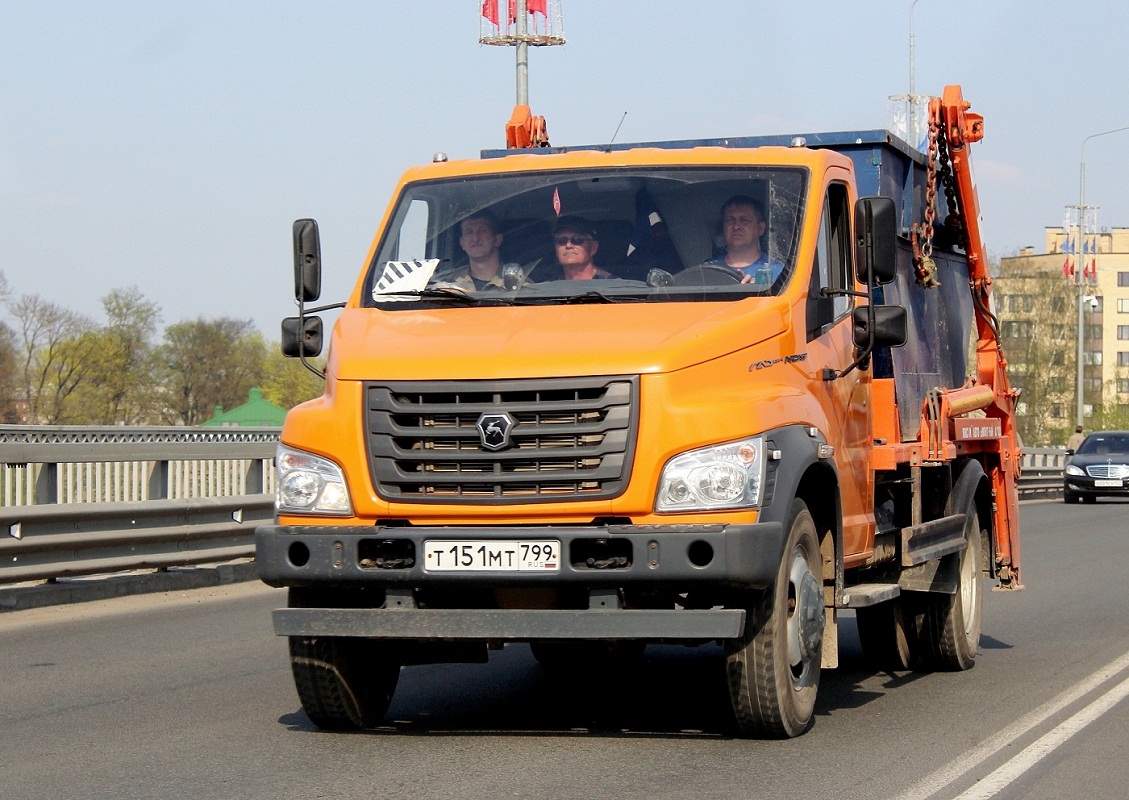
[281,316,323,357]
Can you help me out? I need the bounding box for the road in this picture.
[2,499,1127,800]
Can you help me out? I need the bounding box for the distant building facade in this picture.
[997,226,1129,442]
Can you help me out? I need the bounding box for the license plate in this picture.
[1094,479,1123,487]
[423,540,561,572]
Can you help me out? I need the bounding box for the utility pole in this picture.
[1074,126,1129,427]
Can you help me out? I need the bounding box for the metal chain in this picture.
[912,116,941,288]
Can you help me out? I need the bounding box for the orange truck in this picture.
[256,85,1021,738]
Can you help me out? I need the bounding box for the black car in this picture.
[1064,430,1129,503]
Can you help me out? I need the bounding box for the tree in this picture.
[9,294,96,424]
[158,318,266,425]
[260,346,325,410]
[994,258,1077,445]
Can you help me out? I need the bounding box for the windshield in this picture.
[1077,433,1129,455]
[363,166,808,307]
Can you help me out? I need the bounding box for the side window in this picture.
[806,182,853,340]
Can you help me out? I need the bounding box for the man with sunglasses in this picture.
[552,216,614,280]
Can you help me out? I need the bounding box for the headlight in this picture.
[1065,464,1085,477]
[276,445,353,515]
[656,437,765,512]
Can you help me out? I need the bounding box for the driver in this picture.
[708,195,785,284]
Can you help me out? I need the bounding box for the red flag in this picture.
[482,0,499,25]
[1063,258,1071,279]
[528,0,548,14]
[1088,258,1097,281]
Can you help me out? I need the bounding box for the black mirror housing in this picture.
[854,197,897,285]
[281,316,323,358]
[293,219,321,302]
[853,305,907,349]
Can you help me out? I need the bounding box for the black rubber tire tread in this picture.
[1083,495,1097,504]
[289,635,401,730]
[1064,492,1079,504]
[918,504,983,671]
[725,499,821,738]
[856,596,918,672]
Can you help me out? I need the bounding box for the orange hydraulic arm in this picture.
[923,85,1023,589]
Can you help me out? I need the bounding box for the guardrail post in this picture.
[147,459,170,501]
[244,459,264,495]
[34,462,57,505]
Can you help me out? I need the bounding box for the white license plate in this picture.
[423,540,561,572]
[1094,479,1123,487]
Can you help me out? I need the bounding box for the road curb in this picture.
[0,561,260,613]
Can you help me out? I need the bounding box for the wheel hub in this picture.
[787,559,824,688]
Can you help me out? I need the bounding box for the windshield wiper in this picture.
[374,287,484,306]
[562,290,619,305]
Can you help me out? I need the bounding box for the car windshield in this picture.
[363,166,807,308]
[1077,433,1129,455]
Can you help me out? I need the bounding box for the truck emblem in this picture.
[476,412,515,451]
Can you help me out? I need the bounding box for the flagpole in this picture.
[515,0,528,105]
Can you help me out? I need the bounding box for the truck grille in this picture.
[364,377,638,504]
[1086,464,1129,479]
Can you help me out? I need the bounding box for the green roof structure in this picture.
[201,387,287,427]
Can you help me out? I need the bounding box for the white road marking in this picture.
[951,673,1129,799]
[895,648,1129,800]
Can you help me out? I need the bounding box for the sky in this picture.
[3,0,1129,338]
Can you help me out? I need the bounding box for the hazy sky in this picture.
[3,1,1128,336]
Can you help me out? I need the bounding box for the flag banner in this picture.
[373,259,440,301]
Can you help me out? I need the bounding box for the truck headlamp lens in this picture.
[656,437,765,512]
[276,445,353,515]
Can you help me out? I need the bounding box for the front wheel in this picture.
[725,499,824,738]
[289,635,401,730]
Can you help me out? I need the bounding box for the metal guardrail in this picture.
[0,425,1066,589]
[1018,446,1067,499]
[1,425,280,586]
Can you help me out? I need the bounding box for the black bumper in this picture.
[255,521,784,591]
[1064,476,1129,497]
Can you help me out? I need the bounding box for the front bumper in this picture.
[1064,476,1129,497]
[255,521,784,590]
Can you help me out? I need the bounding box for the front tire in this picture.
[725,499,824,738]
[289,635,401,730]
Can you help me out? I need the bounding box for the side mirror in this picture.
[854,197,897,285]
[281,316,323,358]
[293,219,321,302]
[853,305,907,349]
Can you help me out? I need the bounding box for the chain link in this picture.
[911,117,941,288]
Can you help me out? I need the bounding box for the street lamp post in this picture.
[1075,126,1129,428]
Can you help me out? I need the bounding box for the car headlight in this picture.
[656,437,765,512]
[1065,464,1085,477]
[276,445,353,515]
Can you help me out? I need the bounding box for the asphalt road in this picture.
[2,499,1127,800]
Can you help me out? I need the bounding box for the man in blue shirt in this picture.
[709,195,784,285]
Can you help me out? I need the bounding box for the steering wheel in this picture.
[671,264,744,287]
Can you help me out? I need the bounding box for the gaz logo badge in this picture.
[476,412,515,451]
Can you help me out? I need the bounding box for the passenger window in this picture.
[807,182,853,340]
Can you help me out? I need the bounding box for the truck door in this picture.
[805,180,873,557]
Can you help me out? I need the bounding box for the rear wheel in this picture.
[917,501,983,671]
[856,595,919,672]
[725,499,824,738]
